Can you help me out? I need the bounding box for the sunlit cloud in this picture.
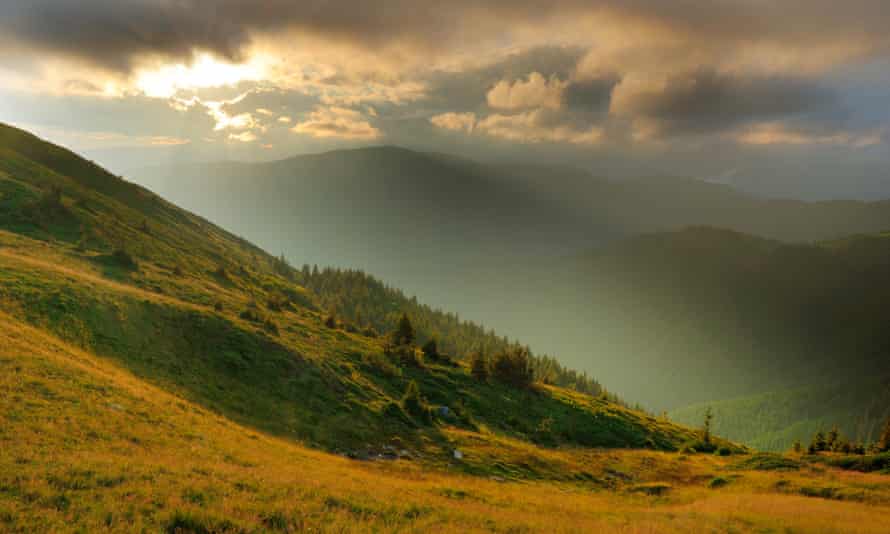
[487,72,566,110]
[736,122,884,148]
[291,106,380,140]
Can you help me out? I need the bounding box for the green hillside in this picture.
[671,378,890,452]
[0,122,701,463]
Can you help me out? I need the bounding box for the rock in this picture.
[453,449,463,460]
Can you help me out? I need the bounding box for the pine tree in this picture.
[827,426,839,451]
[792,440,802,454]
[421,338,439,360]
[878,416,890,453]
[702,407,714,444]
[813,430,827,452]
[394,313,415,346]
[492,347,534,388]
[470,351,489,382]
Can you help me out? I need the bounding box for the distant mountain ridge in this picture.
[130,146,890,411]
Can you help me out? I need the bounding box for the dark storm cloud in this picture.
[612,70,838,135]
[564,78,618,113]
[3,1,890,73]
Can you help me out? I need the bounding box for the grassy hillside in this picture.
[0,121,699,460]
[7,311,890,532]
[671,378,890,452]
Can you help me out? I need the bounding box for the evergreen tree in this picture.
[470,351,489,382]
[702,407,714,444]
[827,426,839,451]
[394,313,415,346]
[492,346,534,388]
[878,416,890,453]
[813,430,827,452]
[421,338,439,360]
[792,440,802,454]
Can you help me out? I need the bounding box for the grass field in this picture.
[5,312,890,533]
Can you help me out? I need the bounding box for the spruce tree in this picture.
[702,407,714,444]
[394,313,415,346]
[878,416,890,453]
[470,351,489,382]
[421,338,438,360]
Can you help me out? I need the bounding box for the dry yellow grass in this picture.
[3,312,890,533]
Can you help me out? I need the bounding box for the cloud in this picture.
[8,122,191,150]
[432,109,603,145]
[291,107,381,140]
[430,112,476,133]
[487,72,566,110]
[735,122,884,148]
[4,1,890,79]
[610,70,837,139]
[228,131,258,143]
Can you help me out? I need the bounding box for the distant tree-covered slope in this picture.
[670,377,890,452]
[298,265,607,398]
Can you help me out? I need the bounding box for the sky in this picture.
[1,1,889,199]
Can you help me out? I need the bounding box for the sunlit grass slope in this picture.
[6,314,890,533]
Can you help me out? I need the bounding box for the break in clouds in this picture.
[1,0,889,197]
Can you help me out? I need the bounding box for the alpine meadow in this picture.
[3,2,890,533]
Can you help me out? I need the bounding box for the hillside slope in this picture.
[0,122,699,462]
[8,310,890,532]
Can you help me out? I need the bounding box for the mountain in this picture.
[562,227,890,409]
[129,149,890,408]
[8,123,890,532]
[0,121,700,456]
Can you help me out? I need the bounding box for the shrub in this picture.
[392,345,424,368]
[715,446,732,456]
[111,248,137,270]
[709,477,729,489]
[323,315,337,329]
[402,381,431,423]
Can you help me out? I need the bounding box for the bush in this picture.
[402,381,431,423]
[323,315,337,329]
[111,248,137,270]
[392,345,424,368]
[708,477,729,489]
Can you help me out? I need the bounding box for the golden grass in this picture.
[3,313,890,533]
